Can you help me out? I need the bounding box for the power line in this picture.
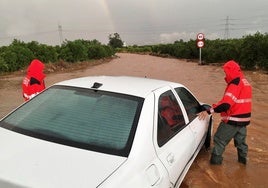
[1,16,267,46]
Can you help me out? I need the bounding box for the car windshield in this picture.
[0,85,144,157]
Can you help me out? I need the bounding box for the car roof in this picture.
[54,76,184,98]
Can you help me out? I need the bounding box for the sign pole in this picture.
[196,33,205,65]
[199,48,202,65]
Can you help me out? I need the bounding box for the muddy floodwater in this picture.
[1,53,267,187]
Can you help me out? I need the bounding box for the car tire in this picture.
[204,117,213,150]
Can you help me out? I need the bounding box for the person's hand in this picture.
[198,111,208,120]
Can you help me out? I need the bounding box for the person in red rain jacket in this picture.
[199,60,252,165]
[22,59,46,101]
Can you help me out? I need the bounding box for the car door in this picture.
[174,87,208,148]
[153,87,195,185]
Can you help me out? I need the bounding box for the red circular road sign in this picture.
[197,40,204,48]
[197,33,204,40]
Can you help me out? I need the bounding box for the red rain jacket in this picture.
[212,60,252,126]
[22,59,46,101]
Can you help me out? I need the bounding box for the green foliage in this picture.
[88,45,114,59]
[118,45,152,53]
[239,32,268,70]
[0,56,8,72]
[58,39,115,62]
[108,33,124,48]
[59,40,88,62]
[125,32,268,71]
[0,40,34,72]
[172,40,194,59]
[102,45,115,57]
[26,41,58,63]
[1,32,268,73]
[0,38,115,73]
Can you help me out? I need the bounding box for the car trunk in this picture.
[0,128,126,188]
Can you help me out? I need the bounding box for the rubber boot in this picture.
[210,154,223,165]
[238,156,247,165]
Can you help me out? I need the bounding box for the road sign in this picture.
[196,33,205,48]
[197,33,204,41]
[197,40,204,48]
[196,33,205,65]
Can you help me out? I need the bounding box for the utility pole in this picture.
[224,16,230,39]
[58,24,63,45]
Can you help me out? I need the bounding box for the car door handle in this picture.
[167,153,175,165]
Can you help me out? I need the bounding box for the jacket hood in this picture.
[223,60,242,83]
[27,59,46,81]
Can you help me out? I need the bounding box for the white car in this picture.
[0,76,212,188]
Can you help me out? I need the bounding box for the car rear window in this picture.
[0,85,143,157]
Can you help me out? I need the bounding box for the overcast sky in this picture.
[0,0,268,46]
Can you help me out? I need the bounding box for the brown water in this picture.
[1,53,267,187]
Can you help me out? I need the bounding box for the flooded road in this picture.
[1,53,267,187]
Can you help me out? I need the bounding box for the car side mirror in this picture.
[199,104,211,112]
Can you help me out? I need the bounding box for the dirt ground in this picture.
[1,53,267,187]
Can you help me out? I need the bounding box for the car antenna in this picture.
[91,82,103,89]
